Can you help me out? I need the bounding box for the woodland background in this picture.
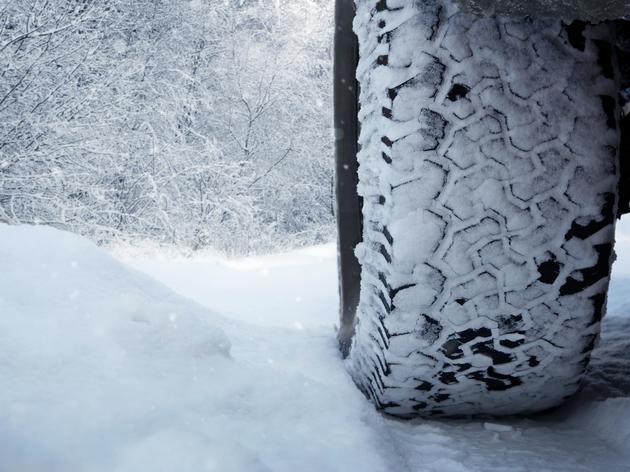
[0,0,334,254]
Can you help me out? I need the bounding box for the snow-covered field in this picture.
[2,223,630,471]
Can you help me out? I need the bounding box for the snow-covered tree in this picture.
[0,0,334,254]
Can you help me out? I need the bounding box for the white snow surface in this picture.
[2,223,630,471]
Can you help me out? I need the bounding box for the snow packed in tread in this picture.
[348,0,620,416]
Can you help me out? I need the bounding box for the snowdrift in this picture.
[1,223,629,471]
[0,224,386,472]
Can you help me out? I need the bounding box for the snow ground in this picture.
[2,223,630,471]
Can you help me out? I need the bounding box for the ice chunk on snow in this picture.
[483,422,514,432]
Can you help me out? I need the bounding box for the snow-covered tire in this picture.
[346,0,621,417]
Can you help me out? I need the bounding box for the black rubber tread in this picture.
[615,18,630,217]
[347,0,620,417]
[335,0,363,355]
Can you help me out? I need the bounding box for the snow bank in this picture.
[0,225,387,472]
[0,224,230,361]
[2,224,629,471]
[581,313,630,401]
[567,398,630,451]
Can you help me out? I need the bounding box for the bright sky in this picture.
[613,215,630,278]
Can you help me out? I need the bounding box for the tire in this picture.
[343,0,620,417]
[335,0,363,356]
